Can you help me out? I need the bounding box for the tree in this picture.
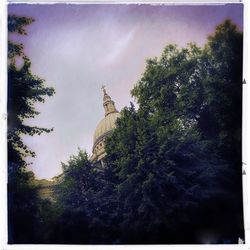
[49,152,92,243]
[200,19,243,176]
[50,149,119,244]
[196,19,244,241]
[106,45,215,243]
[105,20,244,243]
[8,15,55,243]
[8,16,55,167]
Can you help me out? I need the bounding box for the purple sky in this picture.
[8,3,243,179]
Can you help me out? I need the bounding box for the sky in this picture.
[8,3,243,179]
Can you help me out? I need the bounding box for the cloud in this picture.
[104,26,137,65]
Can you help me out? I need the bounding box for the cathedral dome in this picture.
[90,86,120,162]
[93,112,120,147]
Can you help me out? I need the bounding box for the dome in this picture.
[90,86,120,162]
[93,112,120,147]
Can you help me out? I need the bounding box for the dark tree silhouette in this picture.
[105,19,244,243]
[8,15,55,243]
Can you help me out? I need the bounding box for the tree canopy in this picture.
[105,19,243,243]
[8,15,55,243]
[8,15,55,168]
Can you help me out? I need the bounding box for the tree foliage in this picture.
[104,19,244,243]
[50,149,120,244]
[8,16,55,167]
[8,15,55,243]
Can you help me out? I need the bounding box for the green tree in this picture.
[50,150,95,243]
[8,16,55,167]
[199,19,243,176]
[196,19,244,241]
[51,150,95,243]
[51,148,121,244]
[105,20,244,243]
[8,15,55,243]
[106,45,214,243]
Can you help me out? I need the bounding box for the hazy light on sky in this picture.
[8,4,243,179]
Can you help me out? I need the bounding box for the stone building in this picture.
[90,86,120,163]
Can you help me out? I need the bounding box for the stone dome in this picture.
[90,86,120,162]
[93,112,120,147]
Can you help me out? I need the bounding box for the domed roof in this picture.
[93,112,120,146]
[91,86,120,162]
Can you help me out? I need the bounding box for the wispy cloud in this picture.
[104,27,137,65]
